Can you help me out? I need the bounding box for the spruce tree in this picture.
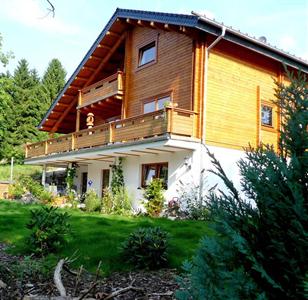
[41,58,66,107]
[6,59,46,161]
[177,71,308,299]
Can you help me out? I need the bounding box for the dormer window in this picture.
[138,41,156,67]
[261,105,273,126]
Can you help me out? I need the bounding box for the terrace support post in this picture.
[10,157,14,184]
[42,164,47,187]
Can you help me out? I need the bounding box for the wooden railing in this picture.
[25,107,198,159]
[79,71,124,107]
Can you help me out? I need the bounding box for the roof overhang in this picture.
[39,8,308,132]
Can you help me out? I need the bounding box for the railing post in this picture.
[166,107,173,133]
[109,122,114,143]
[44,141,48,155]
[118,71,123,91]
[71,133,75,150]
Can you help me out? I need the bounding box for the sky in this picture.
[0,0,307,78]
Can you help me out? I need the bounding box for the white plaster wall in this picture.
[72,142,246,207]
[122,149,201,209]
[87,161,112,197]
[203,144,246,195]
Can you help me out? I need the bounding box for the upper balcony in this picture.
[78,71,124,109]
[25,107,198,160]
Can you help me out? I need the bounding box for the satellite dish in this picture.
[258,36,267,43]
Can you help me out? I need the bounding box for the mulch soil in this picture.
[0,243,179,300]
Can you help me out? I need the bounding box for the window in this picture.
[143,95,171,113]
[141,163,168,188]
[138,41,156,67]
[261,105,273,126]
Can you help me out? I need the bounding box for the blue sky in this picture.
[1,0,307,77]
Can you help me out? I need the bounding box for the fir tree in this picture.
[177,71,308,299]
[41,58,66,107]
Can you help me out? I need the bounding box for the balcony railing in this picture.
[79,71,124,108]
[25,107,198,159]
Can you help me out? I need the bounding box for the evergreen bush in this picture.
[121,227,169,269]
[27,206,70,256]
[176,71,308,299]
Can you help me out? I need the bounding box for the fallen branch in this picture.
[79,281,98,300]
[54,259,66,297]
[103,280,144,300]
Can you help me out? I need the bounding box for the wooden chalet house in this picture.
[25,9,308,202]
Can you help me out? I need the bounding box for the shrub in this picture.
[101,187,133,215]
[113,188,132,215]
[39,189,53,203]
[84,189,101,212]
[19,176,43,197]
[121,227,169,269]
[143,178,165,217]
[101,188,113,214]
[8,182,24,199]
[19,176,53,203]
[27,206,70,256]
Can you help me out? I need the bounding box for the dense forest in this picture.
[0,33,66,163]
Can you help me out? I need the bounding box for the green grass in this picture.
[0,200,212,274]
[0,164,42,181]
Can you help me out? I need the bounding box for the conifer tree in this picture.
[5,59,46,161]
[177,71,308,299]
[41,58,66,107]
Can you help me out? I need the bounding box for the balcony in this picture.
[78,71,124,108]
[25,108,198,159]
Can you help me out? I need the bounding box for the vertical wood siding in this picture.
[124,26,193,118]
[206,50,279,150]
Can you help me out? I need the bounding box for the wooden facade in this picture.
[25,10,307,160]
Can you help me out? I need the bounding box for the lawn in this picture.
[0,200,211,274]
[0,164,42,181]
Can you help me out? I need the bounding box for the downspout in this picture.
[202,25,226,143]
[192,11,226,199]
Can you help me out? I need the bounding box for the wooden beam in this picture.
[90,54,103,61]
[85,33,126,86]
[106,31,121,38]
[69,84,82,89]
[114,152,139,157]
[131,149,158,155]
[75,76,88,81]
[51,98,77,132]
[98,44,111,50]
[147,147,175,153]
[56,102,69,108]
[82,66,96,72]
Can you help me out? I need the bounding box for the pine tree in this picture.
[41,58,66,107]
[177,71,308,299]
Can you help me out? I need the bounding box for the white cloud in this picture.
[1,0,81,35]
